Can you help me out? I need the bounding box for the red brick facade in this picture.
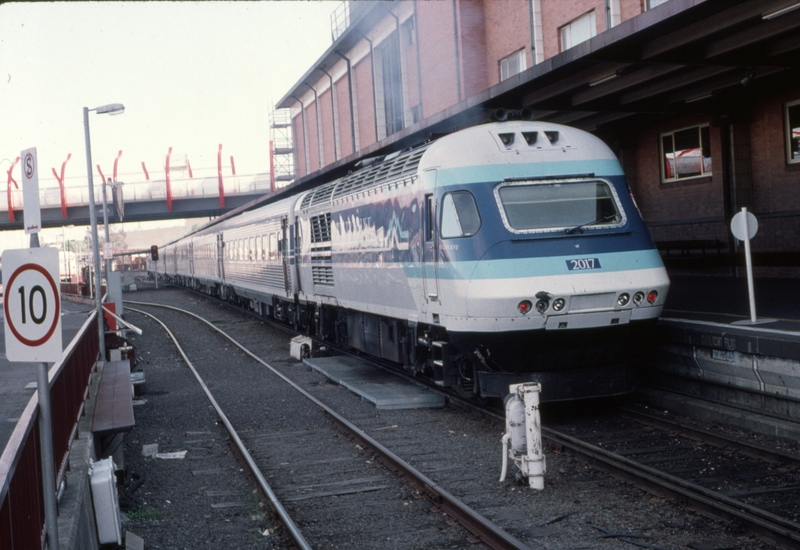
[285,1,800,273]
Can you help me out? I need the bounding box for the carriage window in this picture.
[660,125,711,182]
[496,181,621,232]
[269,233,278,260]
[441,191,481,238]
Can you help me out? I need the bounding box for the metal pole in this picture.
[102,178,111,278]
[36,362,60,550]
[29,236,60,550]
[84,106,106,358]
[741,207,757,323]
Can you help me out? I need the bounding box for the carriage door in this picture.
[216,233,225,282]
[189,242,194,280]
[282,217,292,295]
[422,170,439,303]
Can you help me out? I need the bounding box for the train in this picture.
[151,120,670,401]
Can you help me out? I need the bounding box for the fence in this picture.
[0,310,99,549]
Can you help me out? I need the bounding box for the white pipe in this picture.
[499,433,511,482]
[521,383,545,490]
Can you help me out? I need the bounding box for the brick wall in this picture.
[335,76,354,158]
[750,87,800,215]
[541,0,607,57]
[457,0,489,99]
[305,101,321,173]
[416,0,460,118]
[292,114,306,178]
[319,88,336,167]
[483,0,530,88]
[354,56,376,149]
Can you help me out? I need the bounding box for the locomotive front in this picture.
[420,121,670,401]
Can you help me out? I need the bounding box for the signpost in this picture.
[730,207,775,326]
[4,147,62,550]
[21,147,42,235]
[3,248,63,360]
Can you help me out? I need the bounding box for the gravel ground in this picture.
[117,288,777,550]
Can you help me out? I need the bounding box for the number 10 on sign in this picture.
[3,248,62,362]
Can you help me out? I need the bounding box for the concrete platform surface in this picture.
[304,355,445,409]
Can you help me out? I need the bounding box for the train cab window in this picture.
[496,180,622,233]
[441,191,481,238]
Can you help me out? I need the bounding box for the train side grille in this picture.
[312,266,335,286]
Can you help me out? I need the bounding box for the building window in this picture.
[660,125,712,182]
[376,31,404,139]
[560,11,596,51]
[785,100,800,164]
[500,49,526,81]
[647,0,671,9]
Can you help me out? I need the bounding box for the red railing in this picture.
[0,310,99,549]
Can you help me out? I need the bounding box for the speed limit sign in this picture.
[3,248,62,361]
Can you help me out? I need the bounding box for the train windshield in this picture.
[496,180,623,233]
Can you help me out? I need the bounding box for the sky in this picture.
[0,1,336,249]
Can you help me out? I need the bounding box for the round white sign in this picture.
[730,210,758,241]
[2,248,63,361]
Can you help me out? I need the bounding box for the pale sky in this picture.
[0,1,336,248]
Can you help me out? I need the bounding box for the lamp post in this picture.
[83,103,124,359]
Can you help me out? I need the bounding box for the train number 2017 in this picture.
[566,258,601,270]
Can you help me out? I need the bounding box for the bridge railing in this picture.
[1,172,273,212]
[0,309,99,549]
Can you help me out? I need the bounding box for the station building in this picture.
[276,0,800,276]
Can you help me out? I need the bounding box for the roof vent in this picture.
[544,131,559,144]
[499,133,515,147]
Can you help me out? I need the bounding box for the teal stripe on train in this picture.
[434,159,625,186]
[408,249,664,280]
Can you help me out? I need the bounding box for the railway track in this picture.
[123,288,790,548]
[542,405,800,549]
[126,300,528,550]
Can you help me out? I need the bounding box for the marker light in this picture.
[617,293,630,307]
[647,290,659,304]
[633,291,645,305]
[552,298,566,311]
[518,300,533,314]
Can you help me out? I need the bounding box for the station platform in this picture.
[648,275,800,440]
[662,275,800,334]
[0,298,96,452]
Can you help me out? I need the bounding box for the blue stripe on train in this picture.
[408,249,665,280]
[434,159,625,186]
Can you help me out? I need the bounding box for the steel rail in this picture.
[126,306,313,550]
[617,406,800,467]
[542,427,800,549]
[126,300,531,550]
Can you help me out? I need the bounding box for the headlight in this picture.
[617,293,630,307]
[552,298,566,311]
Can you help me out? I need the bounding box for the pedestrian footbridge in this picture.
[0,172,279,230]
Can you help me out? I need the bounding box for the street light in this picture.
[84,103,124,359]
